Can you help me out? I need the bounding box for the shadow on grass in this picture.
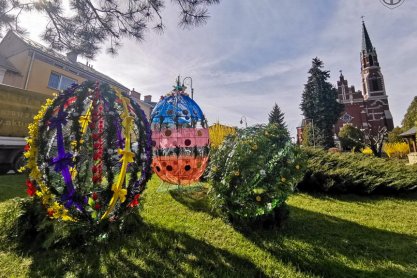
[169,186,219,217]
[23,221,264,277]
[245,206,417,278]
[0,174,26,202]
[300,190,417,204]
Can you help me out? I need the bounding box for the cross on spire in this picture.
[361,19,374,53]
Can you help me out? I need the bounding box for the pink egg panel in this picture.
[151,128,209,149]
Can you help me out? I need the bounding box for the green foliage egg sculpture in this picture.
[208,124,305,224]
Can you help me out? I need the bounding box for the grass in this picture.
[0,174,26,202]
[0,174,416,277]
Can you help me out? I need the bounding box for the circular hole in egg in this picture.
[165,129,172,136]
[166,165,173,171]
[184,139,191,146]
[183,110,189,115]
[184,165,191,171]
[156,166,161,172]
[197,130,203,136]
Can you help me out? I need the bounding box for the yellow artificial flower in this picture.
[118,149,135,163]
[256,196,262,202]
[120,110,130,120]
[295,165,300,170]
[281,177,286,183]
[70,167,78,177]
[122,115,134,127]
[61,212,75,222]
[79,115,91,128]
[111,183,127,203]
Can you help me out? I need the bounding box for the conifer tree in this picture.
[401,96,417,130]
[300,57,343,148]
[268,103,287,130]
[0,0,220,58]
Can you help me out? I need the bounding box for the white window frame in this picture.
[48,72,77,90]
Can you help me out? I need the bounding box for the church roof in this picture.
[362,21,374,53]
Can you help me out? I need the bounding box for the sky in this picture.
[18,0,417,138]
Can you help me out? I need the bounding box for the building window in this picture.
[48,72,77,90]
[372,79,380,91]
[369,55,373,66]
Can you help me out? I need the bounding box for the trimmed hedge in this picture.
[298,147,417,194]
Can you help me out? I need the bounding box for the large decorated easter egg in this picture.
[22,81,152,223]
[151,80,210,185]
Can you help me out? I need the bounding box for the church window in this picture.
[372,79,380,91]
[342,85,346,100]
[369,55,374,66]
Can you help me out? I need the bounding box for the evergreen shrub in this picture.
[0,198,143,252]
[299,147,417,193]
[208,124,305,227]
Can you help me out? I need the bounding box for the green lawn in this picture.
[0,174,416,277]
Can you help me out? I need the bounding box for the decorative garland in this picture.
[21,82,152,223]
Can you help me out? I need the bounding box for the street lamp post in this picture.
[240,116,248,128]
[182,76,194,99]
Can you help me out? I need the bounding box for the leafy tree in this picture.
[363,126,388,157]
[300,57,343,148]
[338,124,365,151]
[387,126,404,143]
[0,0,220,58]
[301,122,323,147]
[401,96,417,130]
[268,103,287,131]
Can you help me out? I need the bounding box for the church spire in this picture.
[362,19,374,53]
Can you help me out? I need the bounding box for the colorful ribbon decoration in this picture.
[24,98,74,221]
[101,89,133,219]
[48,107,84,211]
[91,84,105,185]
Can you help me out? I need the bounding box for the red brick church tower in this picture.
[334,21,394,136]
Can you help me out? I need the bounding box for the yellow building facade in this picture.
[0,31,155,117]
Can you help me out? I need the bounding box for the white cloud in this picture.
[17,0,417,136]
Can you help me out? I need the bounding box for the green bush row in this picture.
[298,147,417,194]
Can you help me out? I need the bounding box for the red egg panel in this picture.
[152,155,209,185]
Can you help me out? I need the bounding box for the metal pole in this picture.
[312,119,315,147]
[182,77,193,99]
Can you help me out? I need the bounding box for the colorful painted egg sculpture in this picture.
[151,81,210,185]
[22,81,152,222]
